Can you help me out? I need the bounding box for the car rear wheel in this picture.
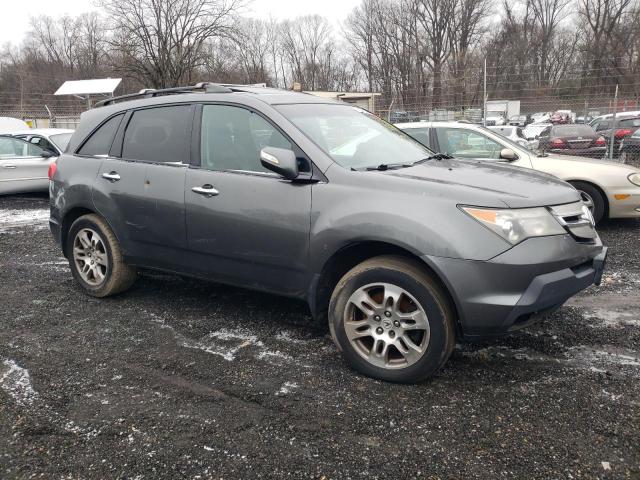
[569,181,606,224]
[67,214,137,297]
[329,255,455,383]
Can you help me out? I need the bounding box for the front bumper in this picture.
[424,235,606,339]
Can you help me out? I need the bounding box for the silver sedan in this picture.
[0,136,55,194]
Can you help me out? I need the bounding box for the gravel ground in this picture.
[0,193,638,479]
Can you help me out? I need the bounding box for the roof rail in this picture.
[94,82,233,108]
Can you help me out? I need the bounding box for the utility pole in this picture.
[609,84,618,161]
[483,58,487,127]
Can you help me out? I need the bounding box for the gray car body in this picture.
[49,89,605,339]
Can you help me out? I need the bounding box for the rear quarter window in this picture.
[121,105,191,163]
[77,114,124,156]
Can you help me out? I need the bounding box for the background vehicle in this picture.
[488,125,538,149]
[484,112,506,126]
[530,112,551,123]
[550,111,572,124]
[508,114,532,126]
[486,100,520,121]
[537,124,606,158]
[523,122,553,140]
[50,84,606,383]
[0,135,55,194]
[397,120,640,223]
[10,128,74,156]
[620,129,640,167]
[596,116,640,158]
[389,110,420,124]
[0,117,30,133]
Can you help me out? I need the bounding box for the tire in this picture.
[328,255,455,383]
[569,181,606,224]
[66,214,137,297]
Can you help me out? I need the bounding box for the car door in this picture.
[184,103,312,296]
[92,105,192,268]
[0,136,50,194]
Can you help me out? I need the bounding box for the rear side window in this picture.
[122,106,191,163]
[78,114,124,156]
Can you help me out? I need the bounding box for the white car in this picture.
[0,135,56,195]
[0,117,30,133]
[10,128,74,156]
[523,122,553,141]
[488,125,538,150]
[396,120,640,223]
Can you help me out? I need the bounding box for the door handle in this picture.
[191,185,219,197]
[2,164,16,169]
[101,172,121,182]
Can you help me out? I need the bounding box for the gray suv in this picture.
[49,84,607,383]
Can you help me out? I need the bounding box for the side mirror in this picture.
[40,150,55,159]
[499,148,517,161]
[260,147,298,180]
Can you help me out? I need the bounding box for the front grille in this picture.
[549,201,598,242]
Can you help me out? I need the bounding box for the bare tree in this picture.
[100,0,244,88]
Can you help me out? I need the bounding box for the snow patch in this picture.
[0,208,49,232]
[0,359,38,406]
[276,381,298,395]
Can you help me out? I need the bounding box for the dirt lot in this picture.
[0,193,638,479]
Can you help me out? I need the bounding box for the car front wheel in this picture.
[67,214,137,297]
[569,181,606,224]
[329,255,455,383]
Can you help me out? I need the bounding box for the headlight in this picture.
[629,173,640,187]
[461,206,565,245]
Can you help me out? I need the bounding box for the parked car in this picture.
[508,114,532,126]
[389,110,420,124]
[488,125,538,150]
[397,120,640,224]
[523,122,553,141]
[484,112,506,126]
[575,115,593,124]
[550,111,571,124]
[620,128,640,167]
[49,83,607,383]
[0,117,30,133]
[596,116,640,158]
[590,110,640,126]
[10,128,74,156]
[537,124,606,158]
[531,112,551,123]
[0,135,56,194]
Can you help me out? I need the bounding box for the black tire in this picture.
[569,181,606,224]
[66,214,137,297]
[328,255,456,383]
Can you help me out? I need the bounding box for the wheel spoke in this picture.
[370,338,389,364]
[396,335,423,364]
[344,320,372,341]
[383,284,404,312]
[398,310,429,330]
[95,252,108,266]
[349,289,378,313]
[78,231,91,248]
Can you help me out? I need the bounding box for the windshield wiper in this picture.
[354,163,414,171]
[412,153,454,164]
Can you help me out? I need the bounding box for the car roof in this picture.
[11,128,75,136]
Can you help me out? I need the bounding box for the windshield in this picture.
[275,104,434,169]
[50,133,73,152]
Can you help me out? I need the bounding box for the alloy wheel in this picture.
[343,283,430,369]
[72,228,108,286]
[579,190,594,212]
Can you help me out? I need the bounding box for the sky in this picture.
[0,0,362,46]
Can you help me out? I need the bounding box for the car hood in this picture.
[383,158,579,208]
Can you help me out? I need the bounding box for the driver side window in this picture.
[0,137,44,158]
[435,128,503,159]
